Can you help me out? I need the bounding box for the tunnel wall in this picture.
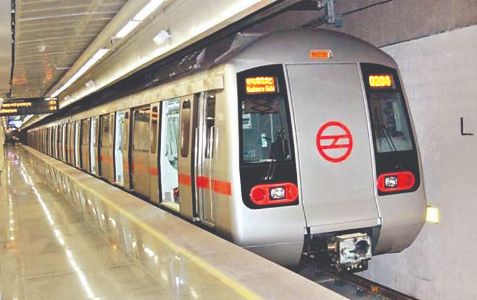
[361,25,477,300]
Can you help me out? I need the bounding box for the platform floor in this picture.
[0,146,342,300]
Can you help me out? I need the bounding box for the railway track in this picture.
[298,255,418,300]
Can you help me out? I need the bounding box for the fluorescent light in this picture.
[115,21,140,39]
[153,29,171,46]
[134,0,165,21]
[51,48,109,97]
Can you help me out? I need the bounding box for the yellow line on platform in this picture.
[23,146,262,300]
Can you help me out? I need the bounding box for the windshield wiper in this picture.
[379,123,397,152]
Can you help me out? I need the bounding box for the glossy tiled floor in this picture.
[0,147,246,299]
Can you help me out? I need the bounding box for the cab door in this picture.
[286,64,379,234]
[193,92,216,226]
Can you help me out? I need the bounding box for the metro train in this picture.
[27,29,426,271]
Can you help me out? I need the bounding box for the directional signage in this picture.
[0,98,58,116]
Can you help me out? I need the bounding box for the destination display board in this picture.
[0,98,58,116]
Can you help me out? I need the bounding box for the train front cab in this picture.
[235,62,426,270]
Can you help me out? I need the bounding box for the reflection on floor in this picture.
[0,146,244,299]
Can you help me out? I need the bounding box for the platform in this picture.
[0,146,343,299]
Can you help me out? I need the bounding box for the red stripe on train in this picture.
[178,174,232,196]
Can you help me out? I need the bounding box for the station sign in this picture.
[0,97,58,116]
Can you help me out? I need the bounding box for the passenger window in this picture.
[151,106,158,154]
[205,94,216,159]
[180,100,191,158]
[132,106,150,152]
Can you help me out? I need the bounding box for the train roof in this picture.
[226,29,397,72]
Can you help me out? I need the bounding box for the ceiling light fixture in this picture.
[134,0,165,21]
[51,48,109,97]
[115,20,140,39]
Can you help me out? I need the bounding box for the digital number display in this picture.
[368,74,394,89]
[0,98,58,116]
[245,76,277,94]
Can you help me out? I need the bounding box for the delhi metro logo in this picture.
[316,121,353,163]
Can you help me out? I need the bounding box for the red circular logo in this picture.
[316,121,353,163]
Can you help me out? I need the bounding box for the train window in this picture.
[151,106,158,154]
[160,99,180,206]
[240,96,291,163]
[205,94,216,159]
[180,100,191,158]
[362,64,414,154]
[368,92,413,153]
[238,65,293,164]
[132,106,150,152]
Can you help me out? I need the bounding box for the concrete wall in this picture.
[361,25,477,300]
[331,0,477,47]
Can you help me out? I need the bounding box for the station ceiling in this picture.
[10,0,126,99]
[0,0,475,107]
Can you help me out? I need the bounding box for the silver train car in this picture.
[27,29,427,271]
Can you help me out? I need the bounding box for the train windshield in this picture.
[367,91,413,153]
[362,64,415,153]
[241,96,292,163]
[237,65,293,164]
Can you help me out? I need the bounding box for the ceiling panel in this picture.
[0,0,11,98]
[11,0,127,98]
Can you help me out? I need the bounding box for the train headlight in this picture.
[270,187,286,200]
[377,171,415,193]
[250,183,298,206]
[384,176,398,188]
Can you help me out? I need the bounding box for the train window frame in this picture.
[237,65,295,165]
[361,63,420,195]
[236,64,299,209]
[205,94,216,159]
[180,99,191,158]
[151,106,159,154]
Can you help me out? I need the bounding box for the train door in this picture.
[108,113,116,181]
[90,116,99,175]
[75,121,81,167]
[99,114,114,182]
[58,126,61,159]
[81,119,91,172]
[193,92,216,226]
[149,104,160,204]
[159,99,180,211]
[46,128,51,155]
[65,124,69,162]
[114,110,131,188]
[62,124,67,162]
[286,64,379,234]
[131,106,151,198]
[53,127,57,158]
[177,95,196,219]
[69,123,75,165]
